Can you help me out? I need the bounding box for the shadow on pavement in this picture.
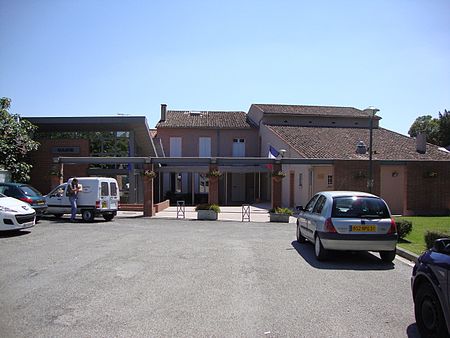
[0,230,31,238]
[291,241,395,271]
[41,215,110,224]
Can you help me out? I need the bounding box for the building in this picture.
[26,103,450,215]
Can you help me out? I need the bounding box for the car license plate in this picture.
[38,201,45,205]
[351,225,376,232]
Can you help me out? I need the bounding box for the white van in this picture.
[45,177,119,222]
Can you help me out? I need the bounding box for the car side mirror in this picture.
[433,238,450,254]
[296,205,304,212]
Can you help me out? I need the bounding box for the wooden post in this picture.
[143,164,155,217]
[208,164,219,205]
[271,163,283,209]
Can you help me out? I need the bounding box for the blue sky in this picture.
[1,0,449,135]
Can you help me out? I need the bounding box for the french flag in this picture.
[267,145,279,170]
[268,145,279,159]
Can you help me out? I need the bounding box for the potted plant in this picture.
[271,170,286,182]
[269,207,293,223]
[195,203,221,220]
[143,169,157,179]
[206,169,222,178]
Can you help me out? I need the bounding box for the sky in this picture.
[0,0,449,136]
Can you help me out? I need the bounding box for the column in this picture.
[208,164,219,205]
[271,162,282,209]
[143,164,155,217]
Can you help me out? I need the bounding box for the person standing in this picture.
[68,178,81,222]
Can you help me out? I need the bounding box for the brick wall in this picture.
[333,160,380,195]
[406,161,450,215]
[334,160,450,215]
[29,139,90,194]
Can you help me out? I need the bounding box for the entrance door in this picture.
[380,165,405,215]
[231,173,245,202]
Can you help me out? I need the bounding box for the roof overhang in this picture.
[25,116,157,157]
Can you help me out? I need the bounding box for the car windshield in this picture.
[332,196,390,219]
[19,185,42,197]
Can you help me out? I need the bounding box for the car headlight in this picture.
[0,205,18,213]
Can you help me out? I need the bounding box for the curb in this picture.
[396,246,419,263]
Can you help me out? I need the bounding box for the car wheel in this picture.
[414,282,449,338]
[103,213,114,221]
[314,234,328,261]
[53,214,63,219]
[81,210,95,222]
[379,250,396,263]
[296,221,306,243]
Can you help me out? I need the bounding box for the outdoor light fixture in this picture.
[364,106,380,193]
[279,149,286,158]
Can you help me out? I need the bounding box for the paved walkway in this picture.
[118,204,297,223]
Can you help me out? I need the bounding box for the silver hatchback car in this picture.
[296,191,398,262]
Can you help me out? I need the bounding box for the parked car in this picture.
[0,183,47,220]
[296,191,398,262]
[411,238,450,338]
[0,192,36,231]
[45,177,119,222]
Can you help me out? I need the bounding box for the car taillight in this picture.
[324,217,337,233]
[388,218,397,234]
[20,197,34,204]
[96,200,100,209]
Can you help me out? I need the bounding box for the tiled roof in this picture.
[266,125,450,161]
[156,111,256,129]
[253,103,374,119]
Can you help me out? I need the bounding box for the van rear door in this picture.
[99,180,119,210]
[109,181,119,210]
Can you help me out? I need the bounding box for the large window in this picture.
[199,174,209,193]
[232,138,245,157]
[199,137,211,157]
[170,137,182,157]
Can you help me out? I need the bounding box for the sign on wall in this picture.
[52,146,80,154]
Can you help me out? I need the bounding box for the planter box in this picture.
[197,210,218,220]
[269,213,290,223]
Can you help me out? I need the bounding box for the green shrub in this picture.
[195,204,221,213]
[424,230,450,249]
[396,219,413,239]
[269,207,293,216]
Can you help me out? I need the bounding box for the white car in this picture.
[0,192,36,231]
[296,191,398,262]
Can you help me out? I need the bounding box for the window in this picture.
[313,195,326,214]
[170,137,182,157]
[332,196,390,218]
[110,182,118,197]
[305,194,320,213]
[232,138,245,157]
[199,174,209,193]
[199,137,211,157]
[298,173,303,187]
[101,182,109,196]
[170,173,183,193]
[327,175,333,186]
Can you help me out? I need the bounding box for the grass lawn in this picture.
[395,216,450,255]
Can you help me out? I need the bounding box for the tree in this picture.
[408,115,440,145]
[0,97,40,182]
[438,109,450,147]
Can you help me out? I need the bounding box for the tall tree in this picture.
[0,97,40,182]
[438,109,450,147]
[408,115,440,145]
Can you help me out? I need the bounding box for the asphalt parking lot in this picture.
[0,216,419,337]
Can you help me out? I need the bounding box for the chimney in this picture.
[160,104,167,122]
[416,133,426,154]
